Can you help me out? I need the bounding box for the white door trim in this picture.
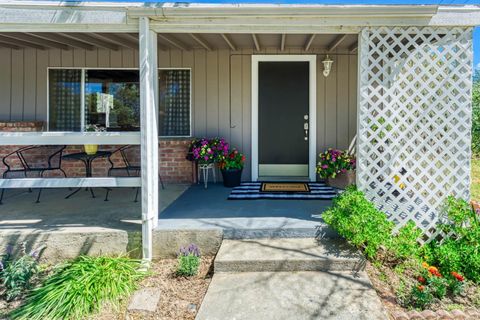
[251,55,317,182]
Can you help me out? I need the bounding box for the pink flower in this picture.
[204,156,209,161]
[322,165,328,169]
[341,169,347,173]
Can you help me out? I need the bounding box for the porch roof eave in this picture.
[0,2,478,31]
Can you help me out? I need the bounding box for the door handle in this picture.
[304,122,309,141]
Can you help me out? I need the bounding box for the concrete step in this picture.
[222,222,339,240]
[195,271,388,320]
[214,238,365,273]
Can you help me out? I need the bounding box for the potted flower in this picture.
[316,149,356,189]
[83,124,105,155]
[219,149,246,188]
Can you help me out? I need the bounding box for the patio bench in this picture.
[0,145,66,204]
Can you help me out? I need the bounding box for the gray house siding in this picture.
[0,47,357,179]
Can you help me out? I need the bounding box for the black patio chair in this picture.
[1,145,67,204]
[104,145,165,202]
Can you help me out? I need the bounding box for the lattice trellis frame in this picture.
[357,27,473,242]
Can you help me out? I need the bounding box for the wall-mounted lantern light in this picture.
[322,55,334,77]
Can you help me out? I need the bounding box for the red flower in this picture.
[451,272,464,282]
[428,266,442,278]
[417,276,426,284]
[417,285,425,291]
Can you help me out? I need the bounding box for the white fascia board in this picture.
[430,6,480,26]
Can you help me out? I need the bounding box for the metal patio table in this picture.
[62,151,112,199]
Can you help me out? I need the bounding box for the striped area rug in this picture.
[228,182,338,200]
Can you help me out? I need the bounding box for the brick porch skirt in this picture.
[0,122,195,184]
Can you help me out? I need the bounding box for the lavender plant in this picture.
[1,242,41,301]
[176,244,201,277]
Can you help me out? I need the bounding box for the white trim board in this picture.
[251,55,317,182]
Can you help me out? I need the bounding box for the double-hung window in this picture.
[48,68,191,136]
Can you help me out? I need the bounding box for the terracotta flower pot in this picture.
[327,170,356,189]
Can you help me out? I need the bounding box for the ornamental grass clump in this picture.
[176,244,201,277]
[10,256,145,320]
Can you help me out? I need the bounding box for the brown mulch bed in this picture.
[92,257,214,320]
[366,261,480,319]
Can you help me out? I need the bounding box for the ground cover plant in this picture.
[323,186,480,312]
[10,256,145,320]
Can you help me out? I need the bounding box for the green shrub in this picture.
[1,244,40,301]
[323,186,422,261]
[427,196,480,283]
[323,186,395,259]
[176,244,201,277]
[472,76,480,156]
[11,256,145,320]
[407,284,434,309]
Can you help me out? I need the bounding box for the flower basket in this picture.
[326,170,356,189]
[317,148,356,189]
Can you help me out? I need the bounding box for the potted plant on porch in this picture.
[219,149,246,188]
[83,124,105,155]
[316,149,356,189]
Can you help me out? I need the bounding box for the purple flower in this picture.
[179,243,201,257]
[5,245,13,256]
[341,169,347,173]
[322,165,328,169]
[204,156,209,161]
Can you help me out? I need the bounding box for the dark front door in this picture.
[258,61,309,178]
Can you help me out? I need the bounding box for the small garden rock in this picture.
[127,287,161,313]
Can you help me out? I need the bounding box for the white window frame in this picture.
[47,67,192,138]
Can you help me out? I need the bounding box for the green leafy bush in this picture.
[323,186,421,261]
[472,74,480,156]
[323,186,395,259]
[427,196,480,283]
[11,256,145,320]
[0,244,40,301]
[176,244,201,277]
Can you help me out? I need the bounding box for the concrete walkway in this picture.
[196,238,388,320]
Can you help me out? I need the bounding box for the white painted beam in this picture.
[91,33,138,49]
[0,34,45,50]
[26,33,95,50]
[139,17,159,261]
[0,32,70,50]
[0,132,140,145]
[349,42,358,53]
[280,34,286,51]
[252,33,260,51]
[60,33,120,51]
[221,33,236,51]
[189,33,212,51]
[304,34,316,51]
[0,177,141,188]
[327,34,347,52]
[157,34,188,51]
[0,40,20,49]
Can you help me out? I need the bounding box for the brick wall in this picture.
[0,121,195,184]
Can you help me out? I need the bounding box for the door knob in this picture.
[304,122,309,141]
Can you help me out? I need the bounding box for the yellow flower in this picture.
[422,262,429,269]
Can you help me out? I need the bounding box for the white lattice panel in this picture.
[357,27,473,241]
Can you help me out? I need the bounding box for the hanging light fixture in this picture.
[322,55,334,77]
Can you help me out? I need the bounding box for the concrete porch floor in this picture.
[158,184,335,239]
[0,183,336,260]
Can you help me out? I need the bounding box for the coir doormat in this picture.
[261,182,310,193]
[228,182,337,200]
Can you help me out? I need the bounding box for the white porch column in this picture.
[139,17,159,261]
